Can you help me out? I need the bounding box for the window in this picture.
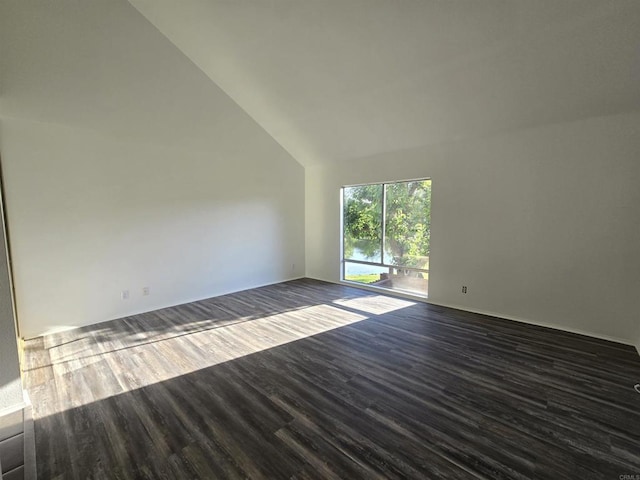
[342,179,431,297]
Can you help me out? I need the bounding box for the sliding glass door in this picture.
[342,179,431,297]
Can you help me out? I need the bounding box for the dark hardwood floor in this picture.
[22,278,640,479]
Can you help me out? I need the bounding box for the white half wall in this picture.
[0,196,22,411]
[306,112,640,345]
[0,0,304,338]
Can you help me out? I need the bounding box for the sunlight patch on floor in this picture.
[332,295,416,315]
[24,303,368,417]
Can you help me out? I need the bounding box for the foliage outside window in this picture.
[342,179,431,296]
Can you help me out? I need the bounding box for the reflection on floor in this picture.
[23,278,640,479]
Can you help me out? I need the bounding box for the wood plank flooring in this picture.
[22,278,640,479]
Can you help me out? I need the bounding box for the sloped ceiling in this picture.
[130,1,640,166]
[0,0,296,158]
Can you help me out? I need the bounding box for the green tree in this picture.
[343,180,431,270]
[343,184,383,260]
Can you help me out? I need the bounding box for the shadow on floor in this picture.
[27,280,640,479]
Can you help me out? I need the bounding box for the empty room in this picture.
[1,1,639,479]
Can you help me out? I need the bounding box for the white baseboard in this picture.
[310,276,634,348]
[427,300,633,347]
[25,275,307,340]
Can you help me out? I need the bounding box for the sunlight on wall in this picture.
[0,378,24,410]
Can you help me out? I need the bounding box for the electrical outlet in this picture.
[121,290,130,300]
[291,263,295,272]
[461,285,467,294]
[142,286,150,296]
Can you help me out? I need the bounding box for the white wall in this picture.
[0,0,304,338]
[306,112,640,345]
[0,197,22,411]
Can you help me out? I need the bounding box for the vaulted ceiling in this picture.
[131,1,639,166]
